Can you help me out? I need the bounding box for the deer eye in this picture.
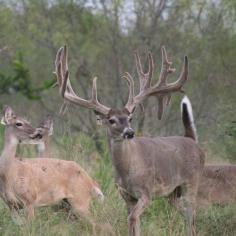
[108,119,116,125]
[16,122,23,127]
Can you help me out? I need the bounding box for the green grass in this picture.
[1,133,236,235]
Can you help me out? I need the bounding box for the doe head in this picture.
[1,106,41,143]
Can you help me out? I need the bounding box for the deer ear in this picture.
[2,106,16,125]
[41,116,53,136]
[1,117,6,125]
[48,120,53,136]
[94,111,106,125]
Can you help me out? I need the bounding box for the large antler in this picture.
[54,46,111,116]
[123,46,188,119]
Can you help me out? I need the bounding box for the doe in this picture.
[0,106,103,226]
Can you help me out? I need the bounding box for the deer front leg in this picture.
[25,204,35,221]
[116,184,137,214]
[128,194,150,236]
[169,185,197,236]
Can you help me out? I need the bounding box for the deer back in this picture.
[197,165,236,206]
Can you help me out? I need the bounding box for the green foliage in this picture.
[0,52,54,100]
[197,205,236,236]
[223,121,236,162]
[226,121,236,138]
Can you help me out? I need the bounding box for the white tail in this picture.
[92,186,105,202]
[181,96,198,142]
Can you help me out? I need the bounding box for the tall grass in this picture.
[0,133,236,235]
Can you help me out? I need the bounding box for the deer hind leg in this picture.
[68,198,114,236]
[128,194,150,236]
[25,204,35,221]
[68,198,97,233]
[169,184,197,236]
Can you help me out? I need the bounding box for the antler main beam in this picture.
[124,46,188,119]
[54,46,111,116]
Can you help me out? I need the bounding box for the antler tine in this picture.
[172,55,188,90]
[124,47,189,118]
[54,47,64,87]
[156,55,188,93]
[134,51,154,91]
[60,64,69,98]
[60,46,77,96]
[134,51,144,77]
[134,51,145,91]
[123,72,135,113]
[91,77,98,101]
[155,55,188,119]
[62,45,68,72]
[55,45,111,116]
[157,46,176,86]
[147,52,154,88]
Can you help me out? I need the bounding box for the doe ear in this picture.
[47,119,53,136]
[40,115,54,136]
[2,106,16,125]
[0,117,6,125]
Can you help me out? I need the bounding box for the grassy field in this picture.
[0,133,236,236]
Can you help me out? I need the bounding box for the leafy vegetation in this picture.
[0,52,54,99]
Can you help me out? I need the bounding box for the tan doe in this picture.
[54,45,204,236]
[0,106,103,225]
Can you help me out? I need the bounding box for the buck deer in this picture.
[0,106,104,226]
[54,45,205,236]
[181,96,236,207]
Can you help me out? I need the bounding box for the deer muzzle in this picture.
[123,127,135,139]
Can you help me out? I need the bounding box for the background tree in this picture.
[0,0,235,160]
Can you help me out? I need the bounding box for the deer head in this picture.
[33,115,53,157]
[1,106,41,144]
[33,115,53,140]
[54,46,188,141]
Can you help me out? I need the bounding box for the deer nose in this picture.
[35,133,43,139]
[30,132,43,139]
[123,127,135,139]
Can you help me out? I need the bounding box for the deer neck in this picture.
[108,131,134,180]
[0,127,18,170]
[37,139,49,157]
